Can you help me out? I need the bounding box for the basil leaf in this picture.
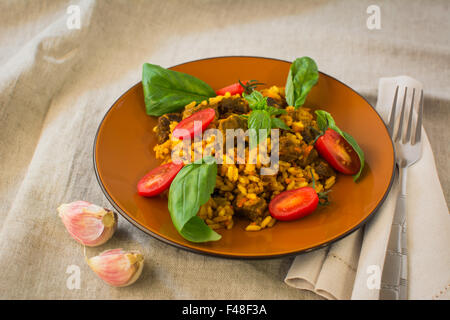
[315,110,341,135]
[248,110,272,142]
[267,106,286,116]
[142,63,216,116]
[178,216,221,242]
[341,131,365,181]
[248,110,272,135]
[245,92,289,136]
[314,110,365,181]
[285,57,319,108]
[315,110,329,132]
[168,157,221,242]
[243,91,267,110]
[271,117,290,130]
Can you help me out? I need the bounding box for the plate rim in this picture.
[93,55,396,259]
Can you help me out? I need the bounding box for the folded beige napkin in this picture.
[285,76,450,300]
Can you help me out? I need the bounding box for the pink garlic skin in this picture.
[87,248,144,287]
[58,201,117,247]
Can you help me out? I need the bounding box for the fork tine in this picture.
[388,86,399,137]
[395,87,408,142]
[414,90,424,144]
[404,88,415,143]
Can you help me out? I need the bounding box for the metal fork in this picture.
[379,86,424,300]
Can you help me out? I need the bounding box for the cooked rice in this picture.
[153,86,337,231]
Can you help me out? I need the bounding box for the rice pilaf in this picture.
[153,86,337,231]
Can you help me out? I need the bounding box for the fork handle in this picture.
[380,168,408,300]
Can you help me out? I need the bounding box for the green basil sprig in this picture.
[168,157,221,243]
[243,91,289,138]
[142,63,216,116]
[271,117,290,130]
[315,110,365,181]
[285,57,319,108]
[248,110,272,135]
[244,90,268,110]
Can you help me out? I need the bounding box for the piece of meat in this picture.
[301,126,315,144]
[155,113,182,143]
[218,114,248,136]
[267,96,287,109]
[279,135,303,162]
[233,194,267,221]
[216,97,249,118]
[299,148,318,167]
[314,160,336,178]
[217,114,248,152]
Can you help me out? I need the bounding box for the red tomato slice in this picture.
[315,129,360,175]
[215,81,248,96]
[172,108,215,140]
[269,187,319,221]
[137,162,183,197]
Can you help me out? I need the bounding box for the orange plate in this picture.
[94,56,395,258]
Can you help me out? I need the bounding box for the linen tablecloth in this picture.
[0,0,448,299]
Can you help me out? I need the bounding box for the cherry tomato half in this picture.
[315,129,360,175]
[172,108,215,140]
[137,162,183,197]
[215,81,248,96]
[269,187,319,221]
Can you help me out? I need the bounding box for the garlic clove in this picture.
[87,248,144,287]
[58,201,117,247]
